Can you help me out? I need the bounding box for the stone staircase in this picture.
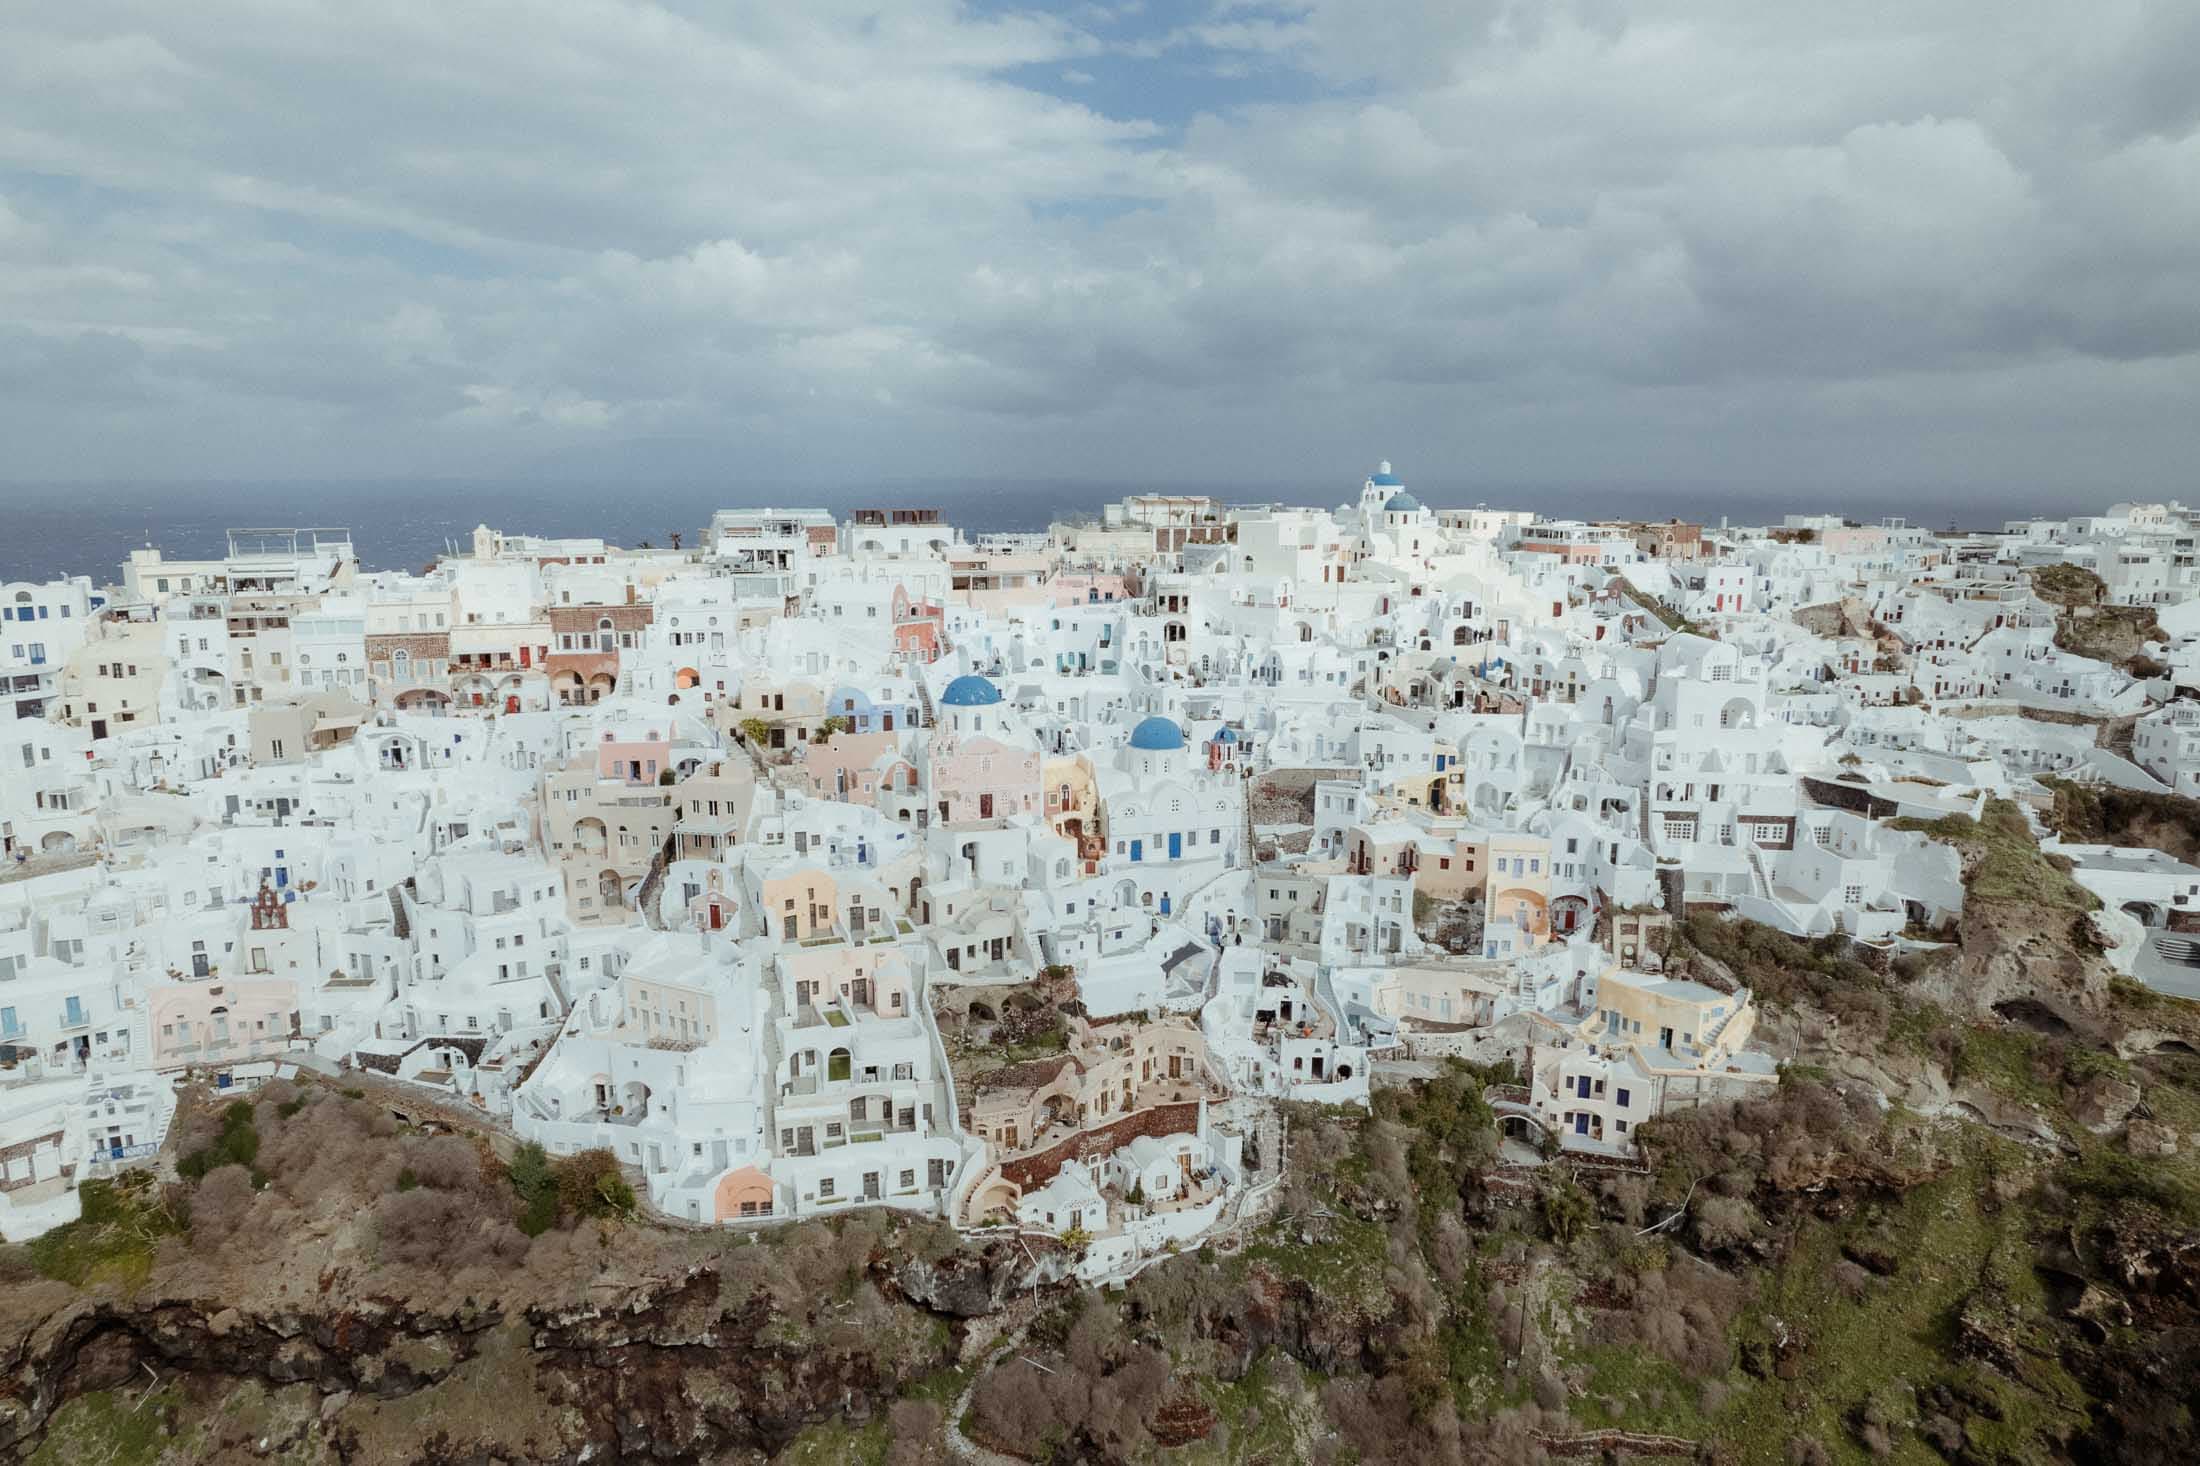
[1744,840,1775,900]
[1250,1104,1283,1184]
[635,834,675,930]
[758,1001,786,1125]
[386,883,410,941]
[2155,933,2200,967]
[1700,989,1750,1050]
[1239,778,1257,868]
[915,676,937,730]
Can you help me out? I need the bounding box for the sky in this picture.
[3,2,2198,500]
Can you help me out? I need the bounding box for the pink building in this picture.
[598,729,672,785]
[149,978,301,1070]
[929,735,1041,826]
[799,732,915,806]
[1820,525,1889,557]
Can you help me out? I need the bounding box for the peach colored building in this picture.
[781,947,916,1023]
[967,1017,1223,1156]
[757,868,841,943]
[1051,572,1131,607]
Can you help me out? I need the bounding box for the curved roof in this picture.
[1384,491,1423,512]
[1369,472,1404,487]
[939,674,1002,707]
[1210,726,1239,743]
[1128,715,1185,751]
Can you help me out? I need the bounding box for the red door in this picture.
[505,696,519,714]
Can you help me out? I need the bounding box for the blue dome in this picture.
[1128,716,1184,751]
[940,674,1002,707]
[1370,472,1404,487]
[1383,492,1422,512]
[1211,726,1238,744]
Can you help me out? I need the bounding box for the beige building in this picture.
[248,690,369,765]
[56,614,169,740]
[539,757,676,924]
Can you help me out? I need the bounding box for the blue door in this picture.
[1130,839,1142,862]
[1168,833,1182,859]
[110,1139,124,1159]
[1160,893,1172,915]
[1573,1114,1589,1136]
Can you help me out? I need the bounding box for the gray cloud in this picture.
[1,1,2197,496]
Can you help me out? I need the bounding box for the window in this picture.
[1615,1087,1630,1108]
[818,1178,835,1198]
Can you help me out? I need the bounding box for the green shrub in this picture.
[506,1141,559,1234]
[505,1142,634,1231]
[555,1149,636,1219]
[178,1100,260,1182]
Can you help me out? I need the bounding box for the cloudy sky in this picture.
[3,1,2197,498]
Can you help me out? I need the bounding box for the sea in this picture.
[0,477,2104,586]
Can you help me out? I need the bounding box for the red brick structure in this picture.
[998,1100,1201,1191]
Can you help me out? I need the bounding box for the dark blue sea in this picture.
[0,477,2102,585]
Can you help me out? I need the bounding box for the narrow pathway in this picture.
[943,1306,1043,1466]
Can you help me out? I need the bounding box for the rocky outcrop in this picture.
[2070,1072,2145,1134]
[891,1237,1074,1318]
[1919,898,2114,1031]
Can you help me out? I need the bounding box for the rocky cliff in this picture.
[0,1219,1083,1464]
